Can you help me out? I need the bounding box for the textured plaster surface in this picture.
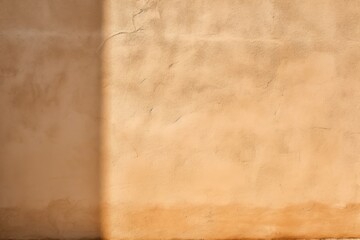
[0,0,102,239]
[2,0,360,239]
[101,0,360,239]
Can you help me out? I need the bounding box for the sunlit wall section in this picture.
[101,0,360,239]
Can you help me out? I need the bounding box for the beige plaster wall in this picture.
[101,0,360,239]
[0,1,102,239]
[2,0,360,239]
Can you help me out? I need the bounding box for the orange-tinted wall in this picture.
[101,0,360,239]
[0,1,102,239]
[2,0,360,239]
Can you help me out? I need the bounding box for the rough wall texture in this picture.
[101,0,360,239]
[2,0,360,239]
[0,1,102,239]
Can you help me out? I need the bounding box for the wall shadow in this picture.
[0,1,102,239]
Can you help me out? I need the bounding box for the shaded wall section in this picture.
[0,1,102,239]
[101,0,360,239]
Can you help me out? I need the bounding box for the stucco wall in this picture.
[101,0,360,239]
[2,0,360,239]
[0,1,102,239]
